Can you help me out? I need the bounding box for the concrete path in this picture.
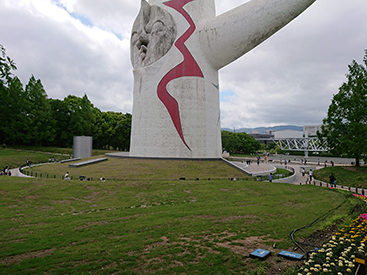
[226,157,326,185]
[9,167,32,177]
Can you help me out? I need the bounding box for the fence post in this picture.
[354,251,366,275]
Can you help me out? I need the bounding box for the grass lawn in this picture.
[314,166,367,189]
[1,148,366,274]
[0,148,119,173]
[0,148,68,170]
[22,156,251,181]
[0,176,361,274]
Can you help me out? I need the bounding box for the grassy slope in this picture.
[1,148,366,274]
[314,166,367,189]
[22,157,250,181]
[0,147,118,171]
[0,176,356,275]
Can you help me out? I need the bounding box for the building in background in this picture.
[248,133,274,145]
[303,125,322,137]
[272,130,303,139]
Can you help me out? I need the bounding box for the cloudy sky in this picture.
[1,0,366,129]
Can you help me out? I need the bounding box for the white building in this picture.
[303,125,322,137]
[273,130,303,139]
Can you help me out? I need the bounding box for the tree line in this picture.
[0,45,131,150]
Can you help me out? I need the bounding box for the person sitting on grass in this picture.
[64,172,70,180]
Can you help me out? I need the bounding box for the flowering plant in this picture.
[353,194,367,203]
[360,213,367,221]
[297,217,367,274]
[295,194,367,274]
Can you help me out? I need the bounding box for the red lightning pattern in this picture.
[157,0,204,151]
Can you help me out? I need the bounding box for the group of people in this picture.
[0,166,11,176]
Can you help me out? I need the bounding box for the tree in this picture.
[221,130,261,154]
[0,44,17,87]
[2,77,28,144]
[24,75,55,145]
[0,44,18,143]
[49,98,71,147]
[93,111,131,150]
[221,131,240,153]
[63,94,97,142]
[236,132,262,154]
[319,50,367,166]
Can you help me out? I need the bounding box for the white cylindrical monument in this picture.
[129,0,316,159]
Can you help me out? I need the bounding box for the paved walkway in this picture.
[227,157,367,195]
[226,157,326,185]
[9,167,31,177]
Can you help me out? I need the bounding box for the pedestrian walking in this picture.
[309,169,313,183]
[267,173,273,183]
[329,173,337,188]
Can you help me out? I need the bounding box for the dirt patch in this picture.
[299,225,337,250]
[0,248,56,265]
[141,229,338,274]
[84,185,99,190]
[264,225,339,275]
[212,215,260,223]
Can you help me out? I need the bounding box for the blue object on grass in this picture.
[250,249,271,260]
[278,250,303,260]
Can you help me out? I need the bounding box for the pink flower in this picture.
[360,213,367,221]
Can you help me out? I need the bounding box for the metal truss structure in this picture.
[272,137,328,152]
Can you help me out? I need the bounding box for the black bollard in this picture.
[354,251,366,275]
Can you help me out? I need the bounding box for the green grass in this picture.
[0,147,118,172]
[314,166,367,189]
[0,176,356,274]
[1,147,366,274]
[0,148,68,170]
[22,156,250,181]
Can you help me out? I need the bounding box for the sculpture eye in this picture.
[150,21,164,36]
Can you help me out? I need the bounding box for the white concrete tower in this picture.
[129,0,316,159]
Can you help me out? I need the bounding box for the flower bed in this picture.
[353,193,367,203]
[296,194,367,274]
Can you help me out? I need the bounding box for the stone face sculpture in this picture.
[131,1,177,68]
[129,0,316,159]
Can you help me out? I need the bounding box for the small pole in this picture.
[354,251,366,275]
